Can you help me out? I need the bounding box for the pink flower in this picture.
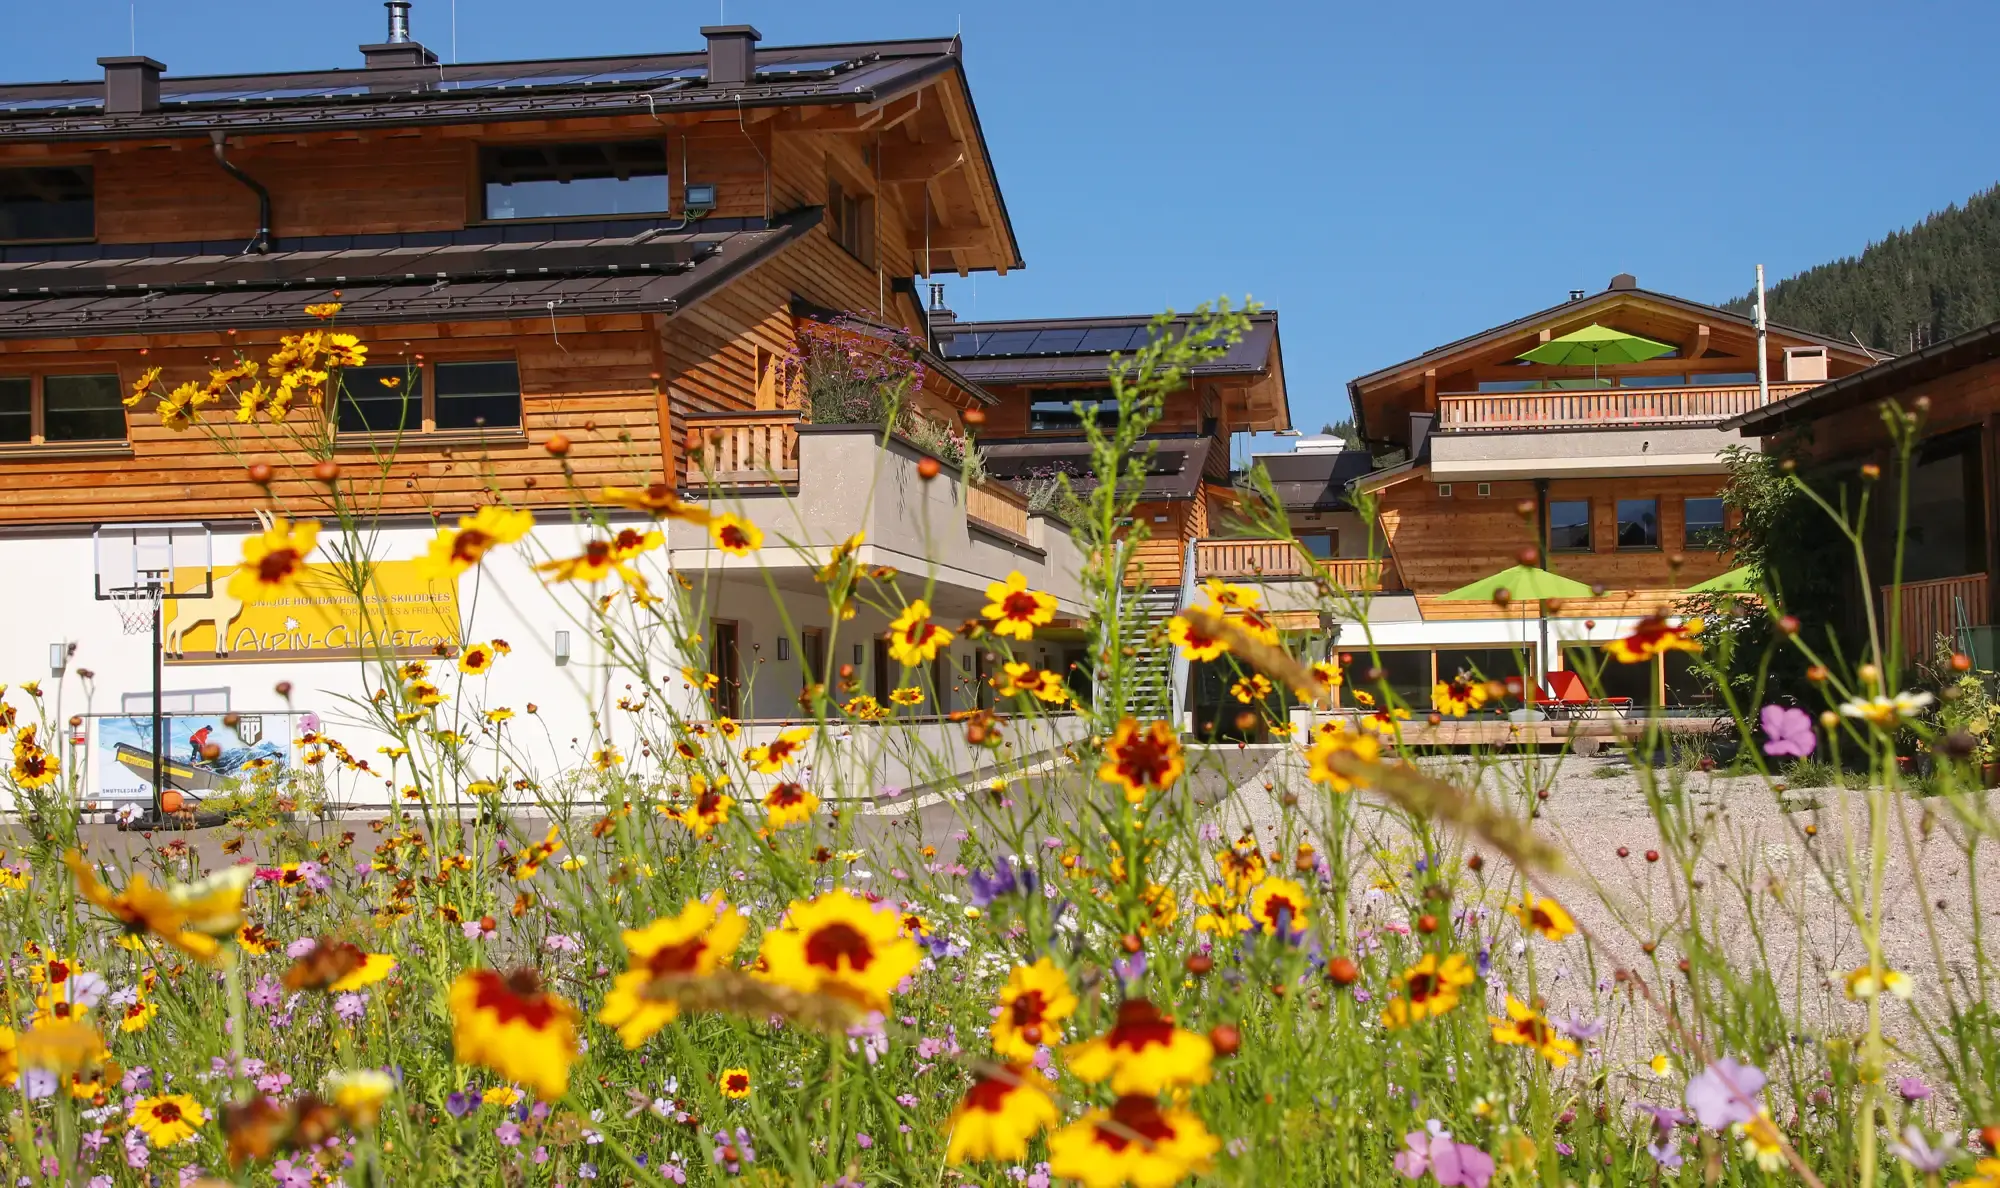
[1760,704,1816,758]
[1395,1125,1495,1188]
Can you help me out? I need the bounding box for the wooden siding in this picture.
[1375,474,1736,622]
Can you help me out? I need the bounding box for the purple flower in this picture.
[1647,1139,1685,1170]
[1685,1056,1766,1130]
[1760,704,1816,758]
[1897,1076,1931,1102]
[495,1122,522,1147]
[285,937,319,959]
[445,1091,475,1118]
[273,1160,313,1188]
[544,933,584,955]
[1631,1102,1689,1141]
[1555,1010,1607,1041]
[855,1133,873,1149]
[248,975,283,1010]
[1888,1125,1957,1173]
[1395,1125,1495,1188]
[334,993,366,1023]
[968,861,1037,906]
[1113,951,1147,985]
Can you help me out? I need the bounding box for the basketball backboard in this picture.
[93,522,214,600]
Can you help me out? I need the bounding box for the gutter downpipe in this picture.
[1535,477,1551,694]
[1755,264,1770,408]
[210,132,272,255]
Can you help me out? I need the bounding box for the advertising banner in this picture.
[160,561,459,664]
[93,712,297,805]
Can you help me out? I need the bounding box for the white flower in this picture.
[1838,690,1934,727]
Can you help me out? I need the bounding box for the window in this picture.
[1299,532,1336,560]
[1028,387,1118,431]
[1476,483,1491,497]
[826,176,875,265]
[710,620,740,719]
[0,372,125,445]
[1616,373,1689,388]
[1436,483,1453,498]
[800,627,826,697]
[1617,498,1660,549]
[0,166,93,242]
[1548,499,1591,551]
[336,360,521,437]
[1684,497,1725,549]
[1689,372,1759,386]
[480,141,669,221]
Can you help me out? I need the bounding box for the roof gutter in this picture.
[209,132,271,254]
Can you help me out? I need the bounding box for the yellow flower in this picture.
[887,600,954,666]
[124,365,164,406]
[1166,614,1227,662]
[327,1069,394,1126]
[1379,952,1477,1028]
[537,538,634,584]
[710,513,763,555]
[130,1093,206,1148]
[1201,578,1261,609]
[482,1085,522,1108]
[991,958,1078,1061]
[119,997,159,1033]
[1046,1095,1219,1188]
[1844,964,1914,1000]
[1065,998,1213,1095]
[756,889,923,1013]
[515,826,563,879]
[889,685,925,707]
[761,782,820,829]
[228,516,319,600]
[304,302,343,319]
[11,724,58,789]
[157,380,216,431]
[982,570,1058,640]
[1432,673,1489,718]
[1604,615,1704,664]
[417,505,535,581]
[597,483,711,523]
[1734,1107,1787,1173]
[329,953,397,993]
[65,851,252,964]
[1650,1052,1672,1077]
[598,898,749,1047]
[1488,994,1580,1067]
[945,1066,1060,1165]
[1192,883,1251,937]
[746,726,813,774]
[458,642,499,675]
[1230,673,1274,703]
[1506,894,1576,942]
[1246,876,1311,940]
[663,784,735,838]
[448,969,579,1100]
[1304,726,1381,792]
[1096,719,1184,804]
[843,693,888,720]
[718,1067,752,1099]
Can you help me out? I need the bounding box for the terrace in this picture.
[1193,538,1402,593]
[1435,381,1821,432]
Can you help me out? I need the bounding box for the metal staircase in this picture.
[1093,541,1194,725]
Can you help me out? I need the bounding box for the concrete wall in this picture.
[1430,425,1755,480]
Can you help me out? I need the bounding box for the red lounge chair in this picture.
[1537,670,1632,718]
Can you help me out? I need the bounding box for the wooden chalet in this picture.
[1729,320,1999,663]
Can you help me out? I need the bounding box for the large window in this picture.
[1299,532,1337,560]
[1028,387,1118,431]
[336,360,521,437]
[1548,499,1591,552]
[0,166,93,242]
[1684,497,1726,549]
[480,141,669,221]
[1617,498,1660,549]
[826,176,876,266]
[0,372,125,444]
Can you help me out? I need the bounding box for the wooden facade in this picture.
[0,34,1022,526]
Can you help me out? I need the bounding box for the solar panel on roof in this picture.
[1025,329,1087,354]
[0,96,101,112]
[164,85,370,103]
[957,329,1040,356]
[1078,326,1145,352]
[577,67,703,84]
[755,58,851,75]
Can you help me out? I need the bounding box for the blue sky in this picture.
[6,1,1997,435]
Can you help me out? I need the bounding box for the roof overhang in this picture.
[1728,317,2000,436]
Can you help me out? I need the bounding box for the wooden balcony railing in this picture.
[686,410,801,485]
[1436,382,1819,431]
[967,481,1030,540]
[1194,539,1399,591]
[1883,572,1990,660]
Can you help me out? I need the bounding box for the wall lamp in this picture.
[49,642,67,677]
[554,630,571,667]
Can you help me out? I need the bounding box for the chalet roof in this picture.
[0,209,818,338]
[1727,317,2000,436]
[1246,447,1376,510]
[935,312,1282,384]
[981,434,1215,502]
[0,39,961,141]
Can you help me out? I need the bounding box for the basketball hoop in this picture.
[110,583,162,637]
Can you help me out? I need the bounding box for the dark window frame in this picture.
[1547,498,1593,553]
[1027,385,1120,432]
[333,357,524,440]
[1683,496,1726,551]
[1616,497,1661,551]
[478,140,671,223]
[0,165,95,244]
[826,175,876,267]
[0,368,127,446]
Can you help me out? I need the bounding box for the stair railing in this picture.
[1167,538,1198,729]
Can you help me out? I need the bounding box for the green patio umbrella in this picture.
[1518,323,1676,386]
[1687,564,1757,594]
[1439,564,1597,699]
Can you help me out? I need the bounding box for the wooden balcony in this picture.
[1883,572,1990,660]
[685,410,801,485]
[1195,539,1400,591]
[1436,382,1819,432]
[967,481,1030,540]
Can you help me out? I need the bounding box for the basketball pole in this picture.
[151,578,164,823]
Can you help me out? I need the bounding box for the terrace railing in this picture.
[967,481,1031,540]
[1436,382,1819,432]
[685,410,801,485]
[1194,539,1400,590]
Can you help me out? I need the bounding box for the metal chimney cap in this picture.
[385,0,414,43]
[700,23,764,39]
[96,55,168,70]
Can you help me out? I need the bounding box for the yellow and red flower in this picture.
[1604,615,1704,664]
[945,1065,1060,1165]
[458,641,500,675]
[1096,719,1184,804]
[66,851,251,964]
[1488,994,1579,1067]
[1432,673,1489,718]
[664,781,736,838]
[11,725,57,789]
[1380,952,1478,1029]
[710,513,763,556]
[1247,876,1311,940]
[598,483,711,524]
[990,958,1079,1060]
[1166,614,1227,662]
[1304,725,1382,793]
[887,600,954,666]
[888,685,926,707]
[1506,894,1576,942]
[228,517,319,600]
[1064,998,1213,1095]
[718,1067,752,1099]
[746,726,813,774]
[448,968,579,1100]
[130,1093,206,1147]
[598,898,749,1047]
[982,570,1058,641]
[418,505,535,581]
[761,782,819,830]
[1046,1095,1220,1188]
[756,889,923,1013]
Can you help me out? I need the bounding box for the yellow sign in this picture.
[161,562,460,664]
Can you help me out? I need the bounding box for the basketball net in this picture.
[111,575,164,637]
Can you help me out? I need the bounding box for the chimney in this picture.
[702,25,762,88]
[97,56,165,115]
[362,0,438,69]
[1608,272,1637,291]
[1409,411,1435,456]
[1567,288,1586,302]
[927,282,956,325]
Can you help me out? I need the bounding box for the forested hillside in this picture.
[1721,183,2000,353]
